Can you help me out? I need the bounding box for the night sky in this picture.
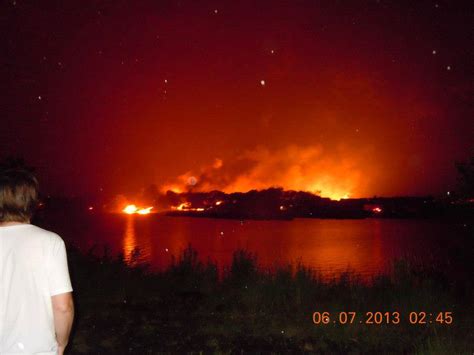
[1,0,473,200]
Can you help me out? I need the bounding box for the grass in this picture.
[64,243,473,354]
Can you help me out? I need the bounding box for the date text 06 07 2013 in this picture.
[312,311,453,325]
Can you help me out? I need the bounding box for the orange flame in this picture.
[160,145,367,201]
[172,202,205,212]
[137,207,153,215]
[175,202,190,211]
[123,204,138,214]
[122,204,153,215]
[372,207,383,213]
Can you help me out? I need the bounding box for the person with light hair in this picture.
[0,162,74,355]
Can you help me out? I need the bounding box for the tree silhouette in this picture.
[456,155,474,198]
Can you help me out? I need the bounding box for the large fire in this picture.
[122,204,153,215]
[172,202,205,212]
[137,207,153,214]
[123,204,138,214]
[160,145,365,201]
[175,202,190,211]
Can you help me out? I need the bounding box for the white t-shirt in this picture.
[0,224,73,355]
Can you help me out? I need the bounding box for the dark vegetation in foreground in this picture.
[65,244,473,354]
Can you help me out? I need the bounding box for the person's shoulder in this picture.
[28,224,65,244]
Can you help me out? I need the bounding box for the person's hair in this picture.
[0,166,39,223]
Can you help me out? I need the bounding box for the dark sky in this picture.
[1,0,473,199]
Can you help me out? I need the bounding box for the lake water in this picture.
[64,214,470,279]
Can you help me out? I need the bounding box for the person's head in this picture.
[0,165,39,223]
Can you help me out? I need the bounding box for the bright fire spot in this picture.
[172,202,205,212]
[123,204,153,215]
[215,200,223,206]
[279,205,286,210]
[123,204,138,214]
[372,207,383,213]
[175,202,191,211]
[137,207,153,215]
[340,194,350,200]
[88,206,94,210]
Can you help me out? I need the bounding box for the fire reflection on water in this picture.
[123,216,140,266]
[123,215,154,266]
[106,216,452,280]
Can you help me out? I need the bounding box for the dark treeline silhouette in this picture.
[456,154,474,198]
[152,188,472,220]
[36,186,473,221]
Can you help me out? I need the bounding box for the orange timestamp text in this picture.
[312,311,453,325]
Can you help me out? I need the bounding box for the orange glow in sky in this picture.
[12,1,469,199]
[160,147,363,200]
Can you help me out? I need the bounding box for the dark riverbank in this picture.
[165,193,474,220]
[40,188,474,221]
[63,243,472,354]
